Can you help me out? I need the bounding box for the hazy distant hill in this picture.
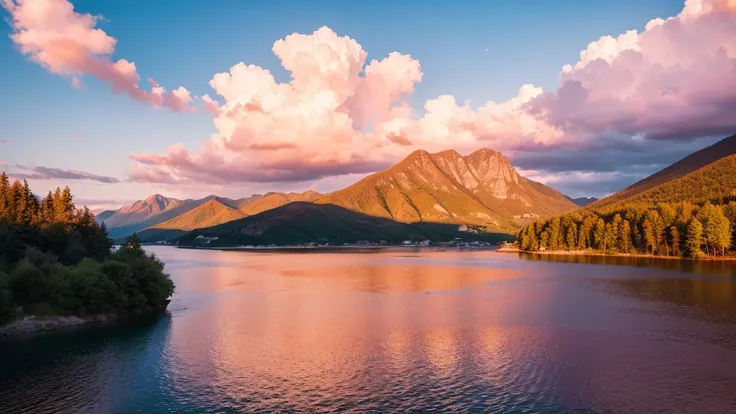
[150,199,248,231]
[101,195,209,238]
[94,210,116,222]
[591,133,736,208]
[316,148,575,233]
[179,202,512,246]
[102,191,323,238]
[565,196,598,207]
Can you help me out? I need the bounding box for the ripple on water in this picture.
[1,248,736,412]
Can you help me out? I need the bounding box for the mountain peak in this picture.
[145,194,167,202]
[317,147,575,232]
[432,149,461,158]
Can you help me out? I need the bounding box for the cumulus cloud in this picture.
[530,0,736,142]
[2,0,195,112]
[11,165,120,183]
[128,0,736,188]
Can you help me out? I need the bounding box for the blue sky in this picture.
[0,0,718,208]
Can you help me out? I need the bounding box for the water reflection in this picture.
[1,247,735,412]
[519,252,736,277]
[0,316,172,413]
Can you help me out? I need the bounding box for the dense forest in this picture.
[516,200,735,258]
[0,172,174,324]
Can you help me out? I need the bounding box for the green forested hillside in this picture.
[597,154,736,209]
[0,172,174,324]
[179,202,513,246]
[591,134,736,208]
[517,143,736,258]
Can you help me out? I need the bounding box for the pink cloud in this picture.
[528,0,736,141]
[2,0,195,112]
[104,1,735,184]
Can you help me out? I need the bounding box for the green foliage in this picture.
[0,172,174,324]
[685,219,705,258]
[127,232,142,249]
[517,199,734,258]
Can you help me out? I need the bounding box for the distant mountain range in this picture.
[99,191,322,239]
[565,196,598,207]
[98,147,580,243]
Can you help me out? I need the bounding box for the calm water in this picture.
[2,247,736,413]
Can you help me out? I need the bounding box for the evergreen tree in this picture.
[41,191,54,222]
[724,201,736,249]
[0,172,9,220]
[685,218,705,258]
[642,210,663,254]
[565,222,577,250]
[127,233,142,250]
[593,218,606,250]
[539,231,549,250]
[547,217,561,251]
[699,203,731,256]
[669,226,681,257]
[618,220,632,253]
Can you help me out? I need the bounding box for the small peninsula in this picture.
[0,173,174,335]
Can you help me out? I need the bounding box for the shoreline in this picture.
[0,314,117,337]
[175,245,502,253]
[515,249,736,261]
[0,300,172,337]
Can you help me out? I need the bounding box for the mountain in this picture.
[102,191,323,239]
[592,133,736,208]
[596,153,736,210]
[240,190,321,215]
[315,148,576,233]
[150,199,248,231]
[94,210,116,222]
[565,196,598,207]
[178,202,513,246]
[100,195,207,238]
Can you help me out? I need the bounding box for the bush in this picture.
[0,174,174,323]
[10,259,48,306]
[0,271,14,323]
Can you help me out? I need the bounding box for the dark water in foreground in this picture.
[2,247,736,413]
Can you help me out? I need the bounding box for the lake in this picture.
[1,246,736,413]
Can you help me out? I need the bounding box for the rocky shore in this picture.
[0,314,116,336]
[0,300,171,337]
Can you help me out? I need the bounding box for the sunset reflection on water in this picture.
[1,247,735,412]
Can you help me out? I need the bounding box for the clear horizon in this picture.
[2,0,735,211]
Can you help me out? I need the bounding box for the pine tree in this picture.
[539,231,549,250]
[618,220,633,253]
[669,226,680,257]
[0,171,9,220]
[127,233,142,249]
[547,217,561,251]
[685,218,705,258]
[604,222,616,252]
[565,222,577,251]
[724,201,736,249]
[593,218,606,250]
[8,180,24,225]
[42,191,54,223]
[642,210,663,254]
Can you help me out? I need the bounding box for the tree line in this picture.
[0,172,174,324]
[516,200,735,258]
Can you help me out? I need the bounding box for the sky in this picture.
[1,0,735,211]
